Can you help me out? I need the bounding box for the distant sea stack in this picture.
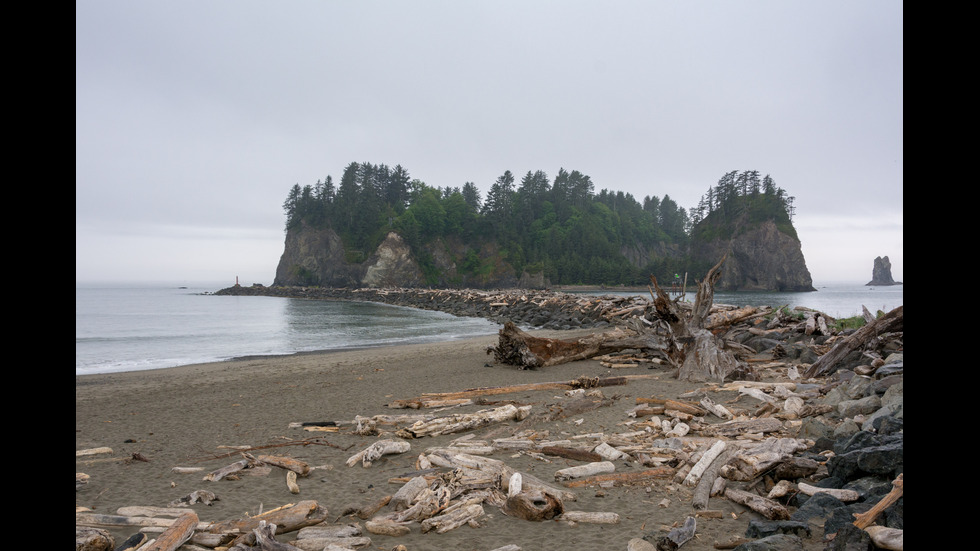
[866,256,901,286]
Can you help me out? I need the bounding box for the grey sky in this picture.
[76,1,903,285]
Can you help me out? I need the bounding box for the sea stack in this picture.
[866,256,901,286]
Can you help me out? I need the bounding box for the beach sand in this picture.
[76,329,825,551]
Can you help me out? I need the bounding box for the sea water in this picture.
[76,281,902,376]
[75,282,502,376]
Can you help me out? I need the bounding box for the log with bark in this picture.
[488,321,665,369]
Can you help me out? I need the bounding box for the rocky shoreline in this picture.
[214,285,645,330]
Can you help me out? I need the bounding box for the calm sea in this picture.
[75,281,902,376]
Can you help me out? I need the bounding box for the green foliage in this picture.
[281,164,801,286]
[832,315,867,331]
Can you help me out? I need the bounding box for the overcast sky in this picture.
[76,1,903,286]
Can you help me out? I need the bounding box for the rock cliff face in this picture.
[867,256,901,286]
[689,220,815,292]
[273,224,539,289]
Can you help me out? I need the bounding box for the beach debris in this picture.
[76,447,114,457]
[256,454,312,477]
[168,489,219,507]
[138,511,197,551]
[501,489,564,521]
[75,526,114,551]
[346,439,412,467]
[555,510,621,524]
[76,472,90,490]
[395,404,532,438]
[654,515,696,551]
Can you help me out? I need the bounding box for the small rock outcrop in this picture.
[866,256,901,286]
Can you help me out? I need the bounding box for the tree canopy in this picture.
[282,163,796,286]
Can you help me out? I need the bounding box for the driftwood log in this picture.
[657,515,696,551]
[141,511,198,551]
[489,321,665,369]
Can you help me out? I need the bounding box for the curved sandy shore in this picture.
[76,330,825,550]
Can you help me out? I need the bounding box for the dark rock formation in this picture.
[866,256,901,286]
[689,220,816,292]
[273,224,543,289]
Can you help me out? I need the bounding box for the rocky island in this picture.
[866,256,901,286]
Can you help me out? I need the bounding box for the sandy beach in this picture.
[76,329,828,551]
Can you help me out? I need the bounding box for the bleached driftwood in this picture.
[289,536,372,551]
[294,523,362,539]
[397,405,532,438]
[256,454,311,476]
[76,447,113,457]
[420,503,484,533]
[203,458,254,482]
[683,440,726,487]
[364,517,412,536]
[720,438,811,481]
[391,475,430,510]
[75,527,114,551]
[346,439,412,467]
[866,526,903,551]
[703,418,783,438]
[593,442,629,461]
[656,515,696,551]
[140,511,198,551]
[797,482,859,502]
[554,461,616,481]
[723,488,789,520]
[556,511,620,524]
[699,397,733,420]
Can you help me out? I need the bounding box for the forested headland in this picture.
[280,164,799,287]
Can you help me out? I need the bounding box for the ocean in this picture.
[75,281,902,376]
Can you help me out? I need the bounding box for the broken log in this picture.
[723,488,789,520]
[75,527,114,551]
[489,321,667,369]
[656,515,696,551]
[501,489,564,521]
[555,461,616,481]
[396,405,531,438]
[346,439,411,467]
[141,511,198,551]
[256,454,311,476]
[420,503,484,533]
[853,473,904,529]
[556,511,620,524]
[561,466,675,488]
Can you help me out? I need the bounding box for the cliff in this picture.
[273,222,534,289]
[688,219,815,292]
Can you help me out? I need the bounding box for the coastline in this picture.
[76,329,828,550]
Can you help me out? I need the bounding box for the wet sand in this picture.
[76,329,825,550]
